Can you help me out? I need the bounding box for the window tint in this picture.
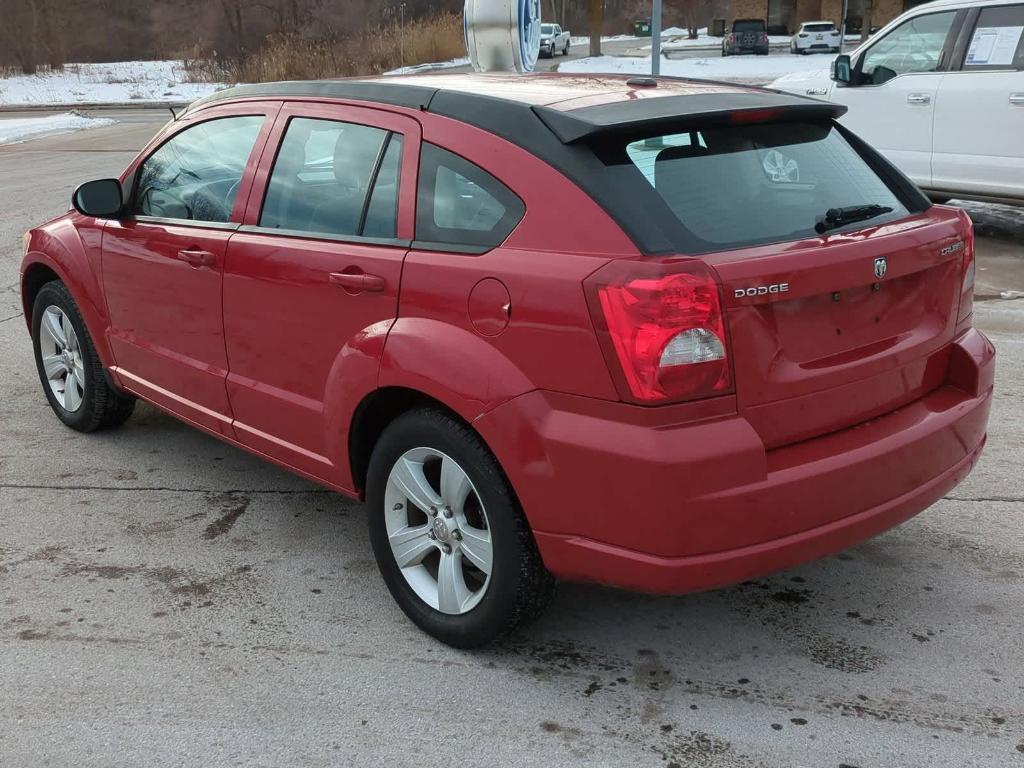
[733,20,764,31]
[964,4,1024,69]
[415,143,525,249]
[260,117,398,239]
[133,116,263,223]
[803,23,836,32]
[620,122,906,252]
[860,11,956,83]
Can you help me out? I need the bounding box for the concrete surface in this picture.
[1,113,1023,768]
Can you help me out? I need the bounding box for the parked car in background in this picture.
[770,0,1024,205]
[21,72,993,648]
[791,20,842,53]
[540,23,570,57]
[723,18,770,55]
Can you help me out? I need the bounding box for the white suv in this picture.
[791,21,842,54]
[771,0,1024,205]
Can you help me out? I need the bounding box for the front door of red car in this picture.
[222,104,420,481]
[101,105,279,436]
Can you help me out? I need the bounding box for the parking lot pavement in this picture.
[2,117,1023,768]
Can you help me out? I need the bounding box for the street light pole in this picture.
[651,0,661,75]
[839,0,848,49]
[400,2,407,68]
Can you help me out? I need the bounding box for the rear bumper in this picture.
[475,329,995,593]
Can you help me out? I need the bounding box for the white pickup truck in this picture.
[770,0,1024,205]
[540,24,571,58]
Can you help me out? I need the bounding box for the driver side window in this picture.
[132,116,264,223]
[859,11,957,84]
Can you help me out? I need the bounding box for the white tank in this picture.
[463,0,542,73]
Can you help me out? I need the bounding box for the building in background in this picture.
[726,0,935,35]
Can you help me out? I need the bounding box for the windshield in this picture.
[618,122,907,252]
[803,23,835,32]
[541,24,555,34]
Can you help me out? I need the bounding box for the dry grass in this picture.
[186,13,465,84]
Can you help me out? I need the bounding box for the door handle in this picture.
[906,93,931,105]
[176,248,215,268]
[329,271,386,293]
[1010,93,1024,105]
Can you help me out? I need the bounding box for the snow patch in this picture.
[558,54,825,84]
[385,57,471,76]
[0,60,226,107]
[0,112,115,144]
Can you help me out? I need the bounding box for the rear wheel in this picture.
[366,408,555,647]
[32,281,135,432]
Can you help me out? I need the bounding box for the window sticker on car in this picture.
[760,149,801,184]
[965,25,1023,66]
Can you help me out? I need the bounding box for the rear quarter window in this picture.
[415,143,525,251]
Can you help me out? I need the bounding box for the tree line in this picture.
[1,0,718,74]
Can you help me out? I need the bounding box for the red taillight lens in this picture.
[728,34,735,42]
[956,208,975,323]
[762,33,769,42]
[586,261,731,403]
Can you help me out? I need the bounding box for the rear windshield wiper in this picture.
[814,204,893,234]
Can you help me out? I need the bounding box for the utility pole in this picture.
[839,0,848,49]
[651,0,661,75]
[589,0,602,57]
[400,2,407,68]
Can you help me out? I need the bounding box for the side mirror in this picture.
[72,178,124,218]
[831,54,853,84]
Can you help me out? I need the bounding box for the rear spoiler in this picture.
[533,91,847,144]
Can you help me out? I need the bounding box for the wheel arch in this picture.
[21,219,115,367]
[349,386,491,501]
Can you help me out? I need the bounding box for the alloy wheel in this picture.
[38,305,85,412]
[384,447,493,615]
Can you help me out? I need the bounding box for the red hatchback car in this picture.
[21,73,994,647]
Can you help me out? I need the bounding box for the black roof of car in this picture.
[184,72,844,145]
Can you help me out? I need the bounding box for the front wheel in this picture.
[366,409,555,647]
[31,281,135,432]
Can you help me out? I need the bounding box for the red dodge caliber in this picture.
[20,73,995,646]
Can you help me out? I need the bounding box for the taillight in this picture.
[728,34,735,42]
[956,208,975,323]
[762,33,769,42]
[585,260,731,404]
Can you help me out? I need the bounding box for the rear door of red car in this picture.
[102,102,280,436]
[222,102,420,480]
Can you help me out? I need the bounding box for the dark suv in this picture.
[723,18,770,55]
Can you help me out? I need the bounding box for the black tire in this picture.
[32,280,135,433]
[366,408,555,648]
[563,43,569,55]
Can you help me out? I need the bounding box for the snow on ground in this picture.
[0,60,226,107]
[0,112,114,144]
[558,53,825,84]
[568,28,690,46]
[384,57,471,76]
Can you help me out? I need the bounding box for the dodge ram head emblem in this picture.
[874,257,888,279]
